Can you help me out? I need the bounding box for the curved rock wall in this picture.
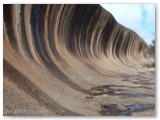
[3,4,151,115]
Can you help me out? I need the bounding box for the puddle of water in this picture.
[120,103,155,116]
[122,93,154,98]
[99,103,155,116]
[127,104,155,112]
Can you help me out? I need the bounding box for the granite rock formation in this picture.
[3,4,154,116]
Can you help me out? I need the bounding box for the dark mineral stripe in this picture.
[3,4,18,51]
[19,5,33,59]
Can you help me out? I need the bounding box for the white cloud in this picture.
[144,4,155,25]
[100,4,155,45]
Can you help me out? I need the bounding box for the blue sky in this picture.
[100,4,155,45]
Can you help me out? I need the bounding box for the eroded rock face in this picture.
[3,4,153,116]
